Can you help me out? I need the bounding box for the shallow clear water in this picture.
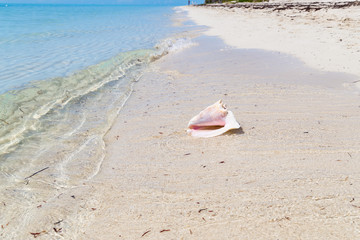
[0,4,194,161]
[0,4,184,93]
[0,5,198,237]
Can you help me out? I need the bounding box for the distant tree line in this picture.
[205,0,268,3]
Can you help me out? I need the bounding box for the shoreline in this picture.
[4,4,360,239]
[0,8,197,239]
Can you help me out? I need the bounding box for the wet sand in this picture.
[80,35,360,239]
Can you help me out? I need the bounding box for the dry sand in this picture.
[29,4,360,240]
[185,4,360,79]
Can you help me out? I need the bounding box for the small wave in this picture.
[0,5,202,239]
[0,33,196,183]
[0,36,199,240]
[151,36,197,61]
[0,49,152,155]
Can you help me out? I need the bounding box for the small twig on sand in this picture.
[54,220,63,225]
[198,208,208,213]
[141,230,151,237]
[53,227,62,233]
[25,167,49,180]
[30,230,46,238]
[0,119,9,125]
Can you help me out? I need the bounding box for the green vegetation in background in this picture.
[205,0,269,3]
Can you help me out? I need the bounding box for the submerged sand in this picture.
[9,4,360,239]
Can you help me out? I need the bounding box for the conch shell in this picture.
[187,100,240,138]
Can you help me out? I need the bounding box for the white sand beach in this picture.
[9,3,360,239]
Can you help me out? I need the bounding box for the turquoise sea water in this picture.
[0,4,183,93]
[0,4,193,158]
[0,4,196,236]
[0,3,193,163]
[0,3,194,165]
